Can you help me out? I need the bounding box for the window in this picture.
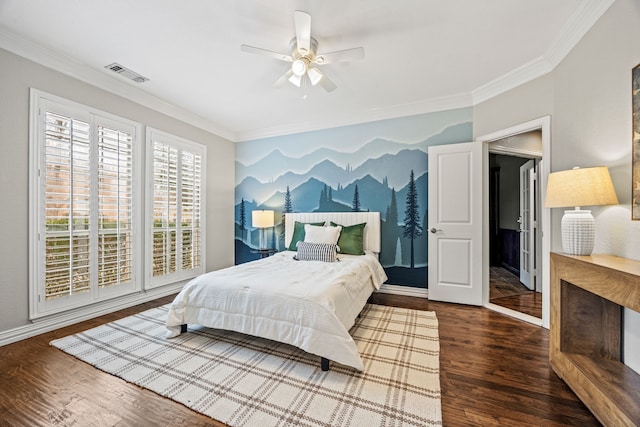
[30,90,142,318]
[146,128,205,288]
[29,91,206,319]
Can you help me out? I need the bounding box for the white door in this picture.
[428,142,483,305]
[519,160,535,290]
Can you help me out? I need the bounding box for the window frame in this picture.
[145,127,206,289]
[29,89,143,319]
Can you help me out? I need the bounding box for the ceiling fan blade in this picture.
[273,69,294,87]
[314,47,365,65]
[294,10,311,54]
[241,44,292,62]
[318,72,337,92]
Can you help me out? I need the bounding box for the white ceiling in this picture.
[0,0,612,141]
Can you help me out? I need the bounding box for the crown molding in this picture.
[235,92,473,141]
[0,28,237,141]
[545,0,616,68]
[472,0,615,106]
[472,56,554,105]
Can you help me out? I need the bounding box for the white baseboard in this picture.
[376,284,428,298]
[0,283,185,347]
[486,303,543,327]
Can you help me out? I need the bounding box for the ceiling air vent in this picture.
[104,62,149,83]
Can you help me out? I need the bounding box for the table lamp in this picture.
[544,166,618,255]
[252,210,274,249]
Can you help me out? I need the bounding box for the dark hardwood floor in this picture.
[0,294,598,426]
[490,266,543,319]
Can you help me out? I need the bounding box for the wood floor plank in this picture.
[0,293,598,426]
[490,266,543,318]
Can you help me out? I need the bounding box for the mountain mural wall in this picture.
[235,108,473,288]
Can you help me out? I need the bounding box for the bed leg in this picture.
[321,357,330,371]
[180,324,188,333]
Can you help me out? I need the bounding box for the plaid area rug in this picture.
[50,304,442,427]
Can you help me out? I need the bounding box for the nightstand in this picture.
[251,249,277,258]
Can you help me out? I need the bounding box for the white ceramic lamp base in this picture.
[561,209,595,256]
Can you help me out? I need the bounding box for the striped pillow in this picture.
[295,242,338,262]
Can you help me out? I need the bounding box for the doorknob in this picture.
[430,228,442,234]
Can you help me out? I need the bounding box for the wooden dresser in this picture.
[550,252,640,426]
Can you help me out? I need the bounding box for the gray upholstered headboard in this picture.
[284,212,381,253]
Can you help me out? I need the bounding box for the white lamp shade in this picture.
[288,73,302,87]
[544,166,618,208]
[252,210,274,228]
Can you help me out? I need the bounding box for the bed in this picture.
[165,212,387,371]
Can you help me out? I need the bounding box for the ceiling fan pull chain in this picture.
[302,75,308,100]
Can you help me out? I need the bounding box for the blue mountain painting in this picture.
[234,113,472,288]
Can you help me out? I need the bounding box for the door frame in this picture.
[476,116,551,329]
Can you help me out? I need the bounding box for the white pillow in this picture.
[304,224,341,245]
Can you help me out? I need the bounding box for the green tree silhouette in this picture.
[403,170,422,268]
[319,184,333,210]
[280,186,292,241]
[239,198,246,241]
[386,187,398,226]
[352,184,361,212]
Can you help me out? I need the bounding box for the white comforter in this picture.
[165,251,386,371]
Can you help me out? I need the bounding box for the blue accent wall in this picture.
[235,108,473,288]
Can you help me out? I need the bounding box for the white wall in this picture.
[0,48,235,334]
[474,74,554,138]
[474,0,640,373]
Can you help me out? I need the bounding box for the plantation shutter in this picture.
[152,141,178,276]
[97,125,134,288]
[180,150,202,271]
[149,130,205,287]
[33,92,141,318]
[44,112,92,299]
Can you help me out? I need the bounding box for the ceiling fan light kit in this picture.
[240,10,364,94]
[307,67,323,86]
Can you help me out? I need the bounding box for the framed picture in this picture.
[633,63,640,220]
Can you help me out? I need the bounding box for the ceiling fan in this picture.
[241,10,364,93]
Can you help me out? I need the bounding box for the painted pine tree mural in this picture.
[352,184,361,212]
[280,185,292,241]
[403,170,422,268]
[239,198,246,241]
[381,187,400,266]
[386,187,398,226]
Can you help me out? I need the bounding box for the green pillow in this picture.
[287,221,325,251]
[330,222,366,255]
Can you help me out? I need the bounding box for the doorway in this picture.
[477,117,551,328]
[489,151,542,319]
